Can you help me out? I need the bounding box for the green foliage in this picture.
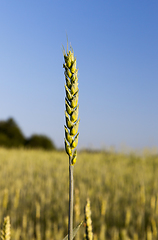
[25,134,56,150]
[0,118,56,150]
[0,118,25,148]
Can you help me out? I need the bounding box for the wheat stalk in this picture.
[63,41,80,240]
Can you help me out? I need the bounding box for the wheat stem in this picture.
[63,41,79,240]
[68,156,74,240]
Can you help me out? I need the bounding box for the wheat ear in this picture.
[1,216,11,240]
[84,198,93,240]
[63,42,79,240]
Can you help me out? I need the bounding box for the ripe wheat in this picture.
[63,44,80,165]
[1,216,11,240]
[84,198,93,240]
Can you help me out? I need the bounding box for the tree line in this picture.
[0,118,56,150]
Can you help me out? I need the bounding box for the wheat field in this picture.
[0,147,158,240]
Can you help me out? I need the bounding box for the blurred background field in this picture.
[0,148,158,240]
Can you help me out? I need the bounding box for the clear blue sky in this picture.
[0,1,158,150]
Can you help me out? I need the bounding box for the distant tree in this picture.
[25,134,56,150]
[0,133,10,147]
[0,118,25,148]
[0,117,56,150]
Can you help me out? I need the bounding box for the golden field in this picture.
[0,147,158,240]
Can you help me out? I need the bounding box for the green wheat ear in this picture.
[63,44,79,165]
[1,216,11,240]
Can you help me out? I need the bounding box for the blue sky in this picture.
[0,1,158,150]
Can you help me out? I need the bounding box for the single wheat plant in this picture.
[63,42,80,240]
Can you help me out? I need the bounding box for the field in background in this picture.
[0,148,158,240]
